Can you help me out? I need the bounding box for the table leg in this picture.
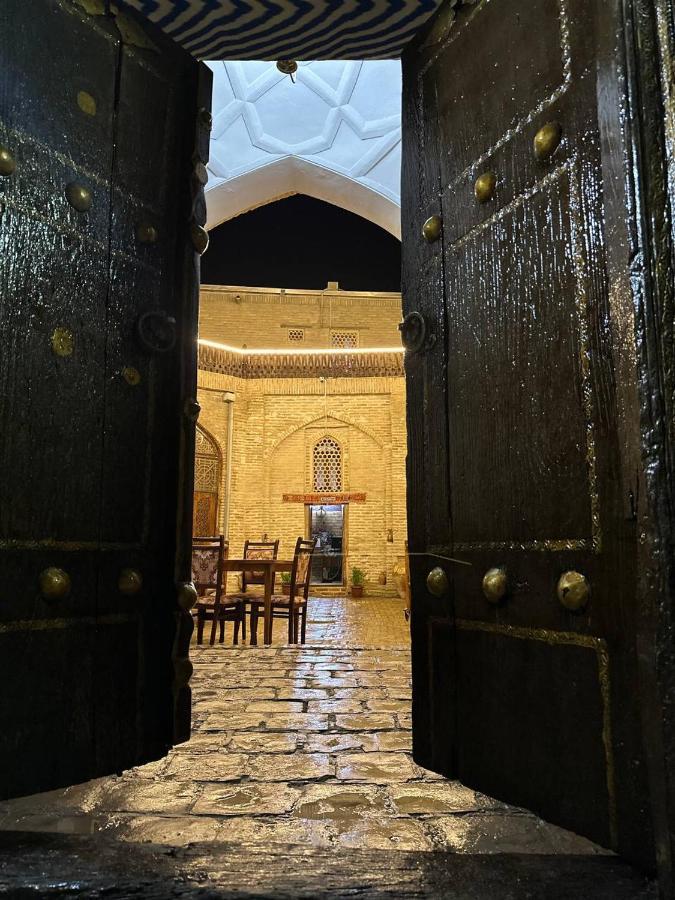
[264,567,273,645]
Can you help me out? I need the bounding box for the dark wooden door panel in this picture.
[0,626,95,798]
[115,47,182,208]
[434,0,567,186]
[2,0,118,175]
[0,161,109,547]
[455,623,612,845]
[403,0,665,874]
[0,0,210,799]
[445,166,594,547]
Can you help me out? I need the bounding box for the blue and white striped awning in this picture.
[119,1,443,60]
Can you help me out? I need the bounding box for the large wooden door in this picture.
[402,0,675,881]
[0,0,211,798]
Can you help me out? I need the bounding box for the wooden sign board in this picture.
[282,492,366,504]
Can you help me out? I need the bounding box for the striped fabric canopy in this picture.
[119,1,444,60]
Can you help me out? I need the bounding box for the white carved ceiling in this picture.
[206,60,402,237]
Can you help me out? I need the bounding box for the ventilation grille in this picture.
[287,328,305,343]
[330,330,359,349]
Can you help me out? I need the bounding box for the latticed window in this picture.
[287,328,305,343]
[330,330,359,349]
[313,436,342,492]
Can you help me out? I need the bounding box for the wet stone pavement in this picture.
[0,598,606,856]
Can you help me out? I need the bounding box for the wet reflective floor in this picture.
[0,597,609,857]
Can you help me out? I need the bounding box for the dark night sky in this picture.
[201,195,401,293]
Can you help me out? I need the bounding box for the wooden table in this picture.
[222,558,293,645]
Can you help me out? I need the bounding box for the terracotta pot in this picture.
[351,585,364,598]
[393,556,408,599]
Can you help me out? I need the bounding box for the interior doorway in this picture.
[196,191,405,603]
[192,425,221,537]
[307,503,346,586]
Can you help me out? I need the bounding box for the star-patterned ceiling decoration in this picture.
[206,60,402,236]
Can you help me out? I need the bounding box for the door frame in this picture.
[619,0,675,888]
[305,502,348,588]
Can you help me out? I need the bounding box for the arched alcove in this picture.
[201,194,401,292]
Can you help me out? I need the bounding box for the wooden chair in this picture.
[191,535,244,645]
[219,539,279,642]
[240,539,280,594]
[248,537,316,645]
[224,539,280,634]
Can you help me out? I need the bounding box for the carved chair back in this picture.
[191,535,228,599]
[242,539,280,591]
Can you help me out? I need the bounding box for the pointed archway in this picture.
[206,156,401,239]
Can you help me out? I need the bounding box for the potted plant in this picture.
[351,567,366,598]
[280,572,291,596]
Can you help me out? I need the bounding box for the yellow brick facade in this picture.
[196,285,407,597]
[199,284,403,350]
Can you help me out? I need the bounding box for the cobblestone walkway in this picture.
[0,598,604,856]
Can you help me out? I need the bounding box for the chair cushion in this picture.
[248,594,307,607]
[197,597,243,611]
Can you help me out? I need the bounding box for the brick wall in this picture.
[199,284,403,350]
[196,286,408,598]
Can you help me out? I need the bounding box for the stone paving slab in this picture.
[247,752,333,782]
[193,783,302,816]
[305,733,380,753]
[335,752,419,784]
[333,817,434,851]
[386,784,499,816]
[308,700,369,714]
[293,784,389,820]
[163,753,250,782]
[94,780,197,815]
[373,731,412,752]
[333,713,399,732]
[227,731,299,753]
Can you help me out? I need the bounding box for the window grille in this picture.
[313,436,342,492]
[287,328,305,343]
[330,329,359,349]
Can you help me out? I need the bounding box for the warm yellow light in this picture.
[198,339,405,356]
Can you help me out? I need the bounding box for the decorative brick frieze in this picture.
[198,344,404,379]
